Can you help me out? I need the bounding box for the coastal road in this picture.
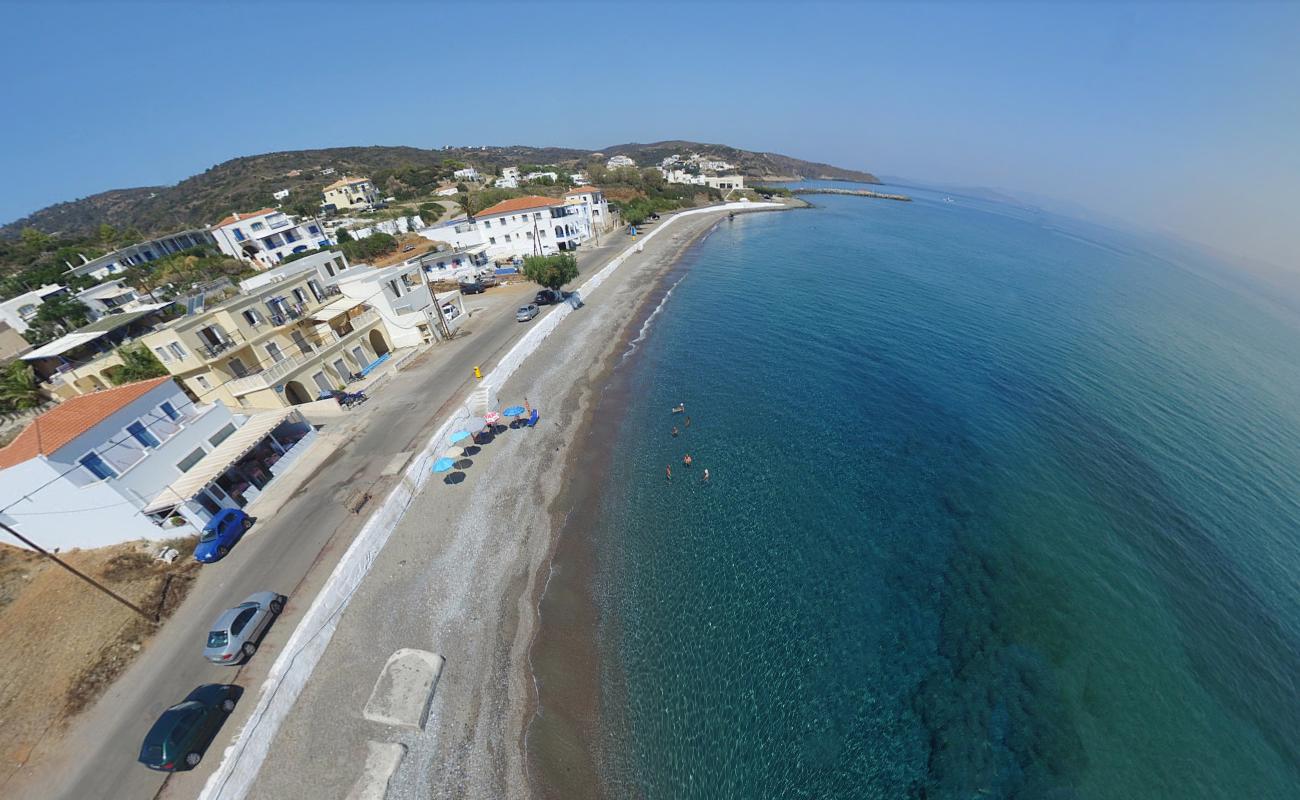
[11,254,627,800]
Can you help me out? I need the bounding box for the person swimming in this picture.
[683,454,693,467]
[684,416,692,428]
[703,468,710,482]
[666,465,672,481]
[671,426,679,437]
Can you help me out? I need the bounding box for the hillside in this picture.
[1,141,878,239]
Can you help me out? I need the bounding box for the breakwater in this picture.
[792,187,911,201]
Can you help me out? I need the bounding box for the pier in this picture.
[791,188,912,202]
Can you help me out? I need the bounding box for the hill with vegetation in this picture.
[1,141,877,240]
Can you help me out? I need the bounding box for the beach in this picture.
[243,203,788,799]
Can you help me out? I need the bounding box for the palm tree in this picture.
[0,361,42,411]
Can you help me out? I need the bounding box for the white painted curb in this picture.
[197,202,778,800]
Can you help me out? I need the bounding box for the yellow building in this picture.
[322,176,380,211]
[139,272,392,410]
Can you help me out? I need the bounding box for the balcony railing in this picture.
[226,309,379,396]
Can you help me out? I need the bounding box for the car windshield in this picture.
[518,307,530,313]
[207,630,228,648]
[199,528,218,543]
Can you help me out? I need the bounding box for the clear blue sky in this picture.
[2,1,1297,268]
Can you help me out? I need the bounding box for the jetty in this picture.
[791,188,912,202]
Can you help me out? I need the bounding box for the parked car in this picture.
[477,273,499,287]
[204,591,287,664]
[516,304,539,323]
[460,281,485,295]
[194,508,254,564]
[534,289,563,305]
[138,684,239,771]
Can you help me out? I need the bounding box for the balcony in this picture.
[226,309,379,396]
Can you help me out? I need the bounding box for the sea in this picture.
[561,183,1300,799]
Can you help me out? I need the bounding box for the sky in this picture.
[1,1,1297,269]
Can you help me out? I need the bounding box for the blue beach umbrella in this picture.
[432,457,457,473]
[503,405,526,417]
[448,430,472,444]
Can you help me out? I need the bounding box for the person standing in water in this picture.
[666,465,672,482]
[683,454,693,467]
[671,426,679,437]
[703,468,710,483]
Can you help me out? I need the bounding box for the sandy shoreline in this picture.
[243,203,790,800]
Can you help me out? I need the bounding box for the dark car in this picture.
[534,289,563,305]
[138,684,239,771]
[194,508,254,563]
[459,281,485,295]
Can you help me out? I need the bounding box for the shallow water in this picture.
[585,186,1300,799]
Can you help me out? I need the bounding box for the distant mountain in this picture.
[1,142,878,239]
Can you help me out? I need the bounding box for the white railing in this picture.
[227,309,380,395]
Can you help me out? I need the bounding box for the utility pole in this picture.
[417,260,453,341]
[0,521,157,622]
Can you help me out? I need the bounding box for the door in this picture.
[312,371,333,394]
[333,359,350,382]
[229,358,248,378]
[351,346,368,368]
[291,331,312,356]
[266,342,284,363]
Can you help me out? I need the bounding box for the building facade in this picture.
[64,229,217,281]
[419,194,605,261]
[322,176,380,211]
[0,285,67,333]
[210,209,331,267]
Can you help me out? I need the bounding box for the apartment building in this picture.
[21,304,180,400]
[322,176,380,211]
[75,279,145,321]
[64,228,217,281]
[139,271,390,410]
[0,284,67,333]
[210,208,331,267]
[335,263,466,347]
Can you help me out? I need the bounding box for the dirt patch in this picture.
[0,536,200,778]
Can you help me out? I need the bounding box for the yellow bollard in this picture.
[473,366,482,380]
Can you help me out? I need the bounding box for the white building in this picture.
[525,171,558,183]
[273,188,291,201]
[210,209,332,267]
[0,284,67,333]
[0,377,281,550]
[705,174,745,191]
[570,173,590,186]
[562,187,611,238]
[493,176,519,189]
[238,250,353,293]
[434,186,459,197]
[334,263,466,347]
[501,167,520,181]
[607,155,636,169]
[661,168,707,186]
[75,280,146,321]
[453,167,480,181]
[418,195,599,261]
[63,229,217,281]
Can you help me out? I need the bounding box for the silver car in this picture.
[203,592,286,665]
[516,304,539,322]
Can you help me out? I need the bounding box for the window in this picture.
[209,423,236,447]
[242,309,262,326]
[160,402,180,421]
[488,237,496,244]
[326,264,335,277]
[79,452,118,480]
[293,288,307,304]
[504,234,512,242]
[526,231,533,239]
[251,222,266,231]
[195,375,211,390]
[534,212,542,220]
[483,220,491,228]
[127,421,160,448]
[308,225,321,235]
[230,608,258,636]
[168,342,187,360]
[154,346,171,363]
[176,447,206,473]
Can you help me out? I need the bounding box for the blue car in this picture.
[194,509,255,563]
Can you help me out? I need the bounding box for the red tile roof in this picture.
[211,208,278,229]
[0,378,173,468]
[474,196,563,218]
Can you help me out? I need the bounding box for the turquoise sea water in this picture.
[588,185,1300,798]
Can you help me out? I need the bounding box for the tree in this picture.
[522,253,579,291]
[110,345,169,385]
[0,361,42,411]
[335,228,354,242]
[33,295,91,332]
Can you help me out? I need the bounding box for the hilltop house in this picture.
[0,285,68,333]
[321,176,379,211]
[64,228,217,281]
[606,155,635,169]
[0,378,258,549]
[452,167,479,181]
[210,209,331,267]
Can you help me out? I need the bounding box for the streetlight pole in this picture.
[0,521,157,622]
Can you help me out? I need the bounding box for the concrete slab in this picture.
[344,742,406,800]
[380,452,413,477]
[362,649,445,730]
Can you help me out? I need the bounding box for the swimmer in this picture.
[672,426,679,437]
[683,454,693,467]
[684,416,692,428]
[703,468,710,482]
[666,465,672,481]
[672,403,686,414]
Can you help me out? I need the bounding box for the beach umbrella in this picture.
[484,411,501,425]
[502,405,526,417]
[431,457,456,473]
[448,430,472,445]
[442,447,464,460]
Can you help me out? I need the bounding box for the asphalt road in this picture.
[22,281,572,800]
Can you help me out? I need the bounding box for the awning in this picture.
[310,297,366,322]
[22,331,110,360]
[143,409,296,513]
